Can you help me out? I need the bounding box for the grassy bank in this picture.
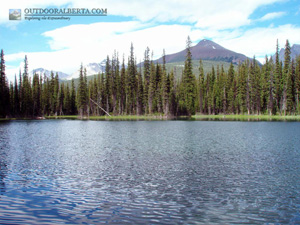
[45,114,176,121]
[2,114,300,121]
[193,114,300,121]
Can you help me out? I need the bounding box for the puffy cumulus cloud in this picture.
[41,21,195,63]
[42,21,147,50]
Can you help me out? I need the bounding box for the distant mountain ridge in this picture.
[30,68,69,80]
[31,39,263,81]
[154,39,250,65]
[272,44,300,62]
[66,60,106,80]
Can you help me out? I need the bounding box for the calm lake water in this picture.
[0,120,300,224]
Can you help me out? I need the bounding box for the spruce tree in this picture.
[182,36,196,116]
[267,57,275,115]
[295,56,300,113]
[198,60,204,114]
[32,73,41,116]
[22,55,32,117]
[282,40,291,115]
[120,57,126,114]
[14,75,20,116]
[286,61,294,114]
[143,47,151,113]
[77,64,88,117]
[0,49,7,117]
[161,49,169,115]
[274,39,282,113]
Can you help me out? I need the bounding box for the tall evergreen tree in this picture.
[0,49,8,117]
[274,39,282,113]
[161,49,169,115]
[182,36,196,116]
[282,40,291,115]
[32,73,41,116]
[143,47,151,113]
[77,64,88,117]
[22,55,32,117]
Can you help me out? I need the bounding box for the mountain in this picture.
[30,68,69,80]
[272,44,300,62]
[154,39,250,65]
[66,60,106,80]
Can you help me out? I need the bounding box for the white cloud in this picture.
[2,0,295,80]
[6,21,300,81]
[5,22,195,80]
[1,0,284,29]
[213,24,300,63]
[258,11,286,21]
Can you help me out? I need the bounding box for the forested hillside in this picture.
[0,38,299,118]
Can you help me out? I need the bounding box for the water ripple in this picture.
[0,120,300,224]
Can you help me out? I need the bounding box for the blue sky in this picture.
[1,0,300,80]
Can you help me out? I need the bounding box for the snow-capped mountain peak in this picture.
[30,68,69,80]
[66,60,106,80]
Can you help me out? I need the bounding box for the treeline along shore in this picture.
[1,37,300,119]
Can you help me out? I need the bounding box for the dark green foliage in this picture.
[3,38,300,118]
[77,64,88,117]
[181,36,196,116]
[0,49,10,117]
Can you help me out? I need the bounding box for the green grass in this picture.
[0,118,11,121]
[45,114,174,121]
[193,114,300,121]
[3,114,300,121]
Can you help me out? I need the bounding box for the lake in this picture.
[0,120,300,224]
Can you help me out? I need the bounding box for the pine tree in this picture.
[148,60,156,114]
[120,57,126,114]
[126,43,137,114]
[227,63,235,113]
[22,55,33,117]
[57,83,65,116]
[267,57,275,115]
[282,40,291,115]
[143,47,151,113]
[182,36,196,116]
[64,83,71,115]
[14,75,20,116]
[274,39,282,113]
[77,64,88,117]
[154,63,162,113]
[237,63,247,114]
[0,49,9,117]
[161,49,169,115]
[295,56,300,113]
[32,73,41,116]
[198,60,204,114]
[70,79,77,115]
[136,64,144,115]
[286,61,294,114]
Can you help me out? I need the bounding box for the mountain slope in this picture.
[30,68,69,80]
[154,39,249,65]
[272,44,300,62]
[67,60,106,80]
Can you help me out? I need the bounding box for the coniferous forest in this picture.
[1,37,300,119]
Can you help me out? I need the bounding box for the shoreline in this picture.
[1,114,300,121]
